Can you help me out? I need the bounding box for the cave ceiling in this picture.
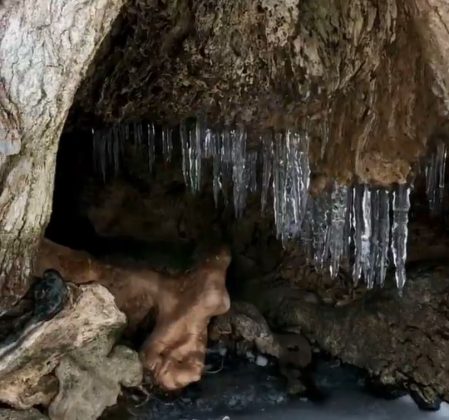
[71,0,448,186]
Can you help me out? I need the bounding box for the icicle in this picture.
[147,123,156,173]
[213,155,222,207]
[111,125,122,176]
[218,129,233,206]
[272,130,310,243]
[261,134,273,212]
[187,119,202,193]
[361,186,372,284]
[300,201,314,263]
[352,185,372,285]
[232,128,247,218]
[92,128,107,182]
[312,192,331,272]
[179,121,189,186]
[367,188,380,289]
[378,188,390,287]
[222,128,233,164]
[342,187,353,263]
[426,142,447,214]
[203,128,214,159]
[328,184,348,278]
[272,132,285,241]
[391,184,411,292]
[161,127,173,162]
[211,131,222,207]
[133,123,141,146]
[247,150,258,194]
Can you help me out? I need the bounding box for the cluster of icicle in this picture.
[425,141,447,214]
[92,121,412,290]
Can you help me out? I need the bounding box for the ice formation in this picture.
[426,141,447,214]
[161,127,173,162]
[260,134,273,213]
[91,120,415,290]
[328,184,349,279]
[92,124,128,181]
[272,130,310,243]
[232,129,248,218]
[391,184,411,292]
[147,123,156,173]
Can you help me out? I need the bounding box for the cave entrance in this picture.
[42,118,449,418]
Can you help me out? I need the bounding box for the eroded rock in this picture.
[210,301,312,394]
[0,283,126,409]
[49,333,142,420]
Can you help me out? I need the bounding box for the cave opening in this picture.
[40,113,449,419]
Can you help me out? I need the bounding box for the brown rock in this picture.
[35,239,231,391]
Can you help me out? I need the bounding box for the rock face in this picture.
[0,283,127,409]
[49,333,142,420]
[241,263,449,406]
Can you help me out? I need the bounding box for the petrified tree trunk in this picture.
[0,0,124,309]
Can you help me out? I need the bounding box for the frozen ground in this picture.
[103,356,449,420]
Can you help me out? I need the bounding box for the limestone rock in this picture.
[0,284,126,409]
[49,333,142,420]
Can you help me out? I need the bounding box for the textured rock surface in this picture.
[35,239,231,391]
[49,333,142,420]
[0,408,48,420]
[241,263,449,405]
[71,0,449,185]
[0,0,125,309]
[210,301,313,395]
[0,284,126,409]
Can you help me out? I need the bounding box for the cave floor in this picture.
[102,356,449,420]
